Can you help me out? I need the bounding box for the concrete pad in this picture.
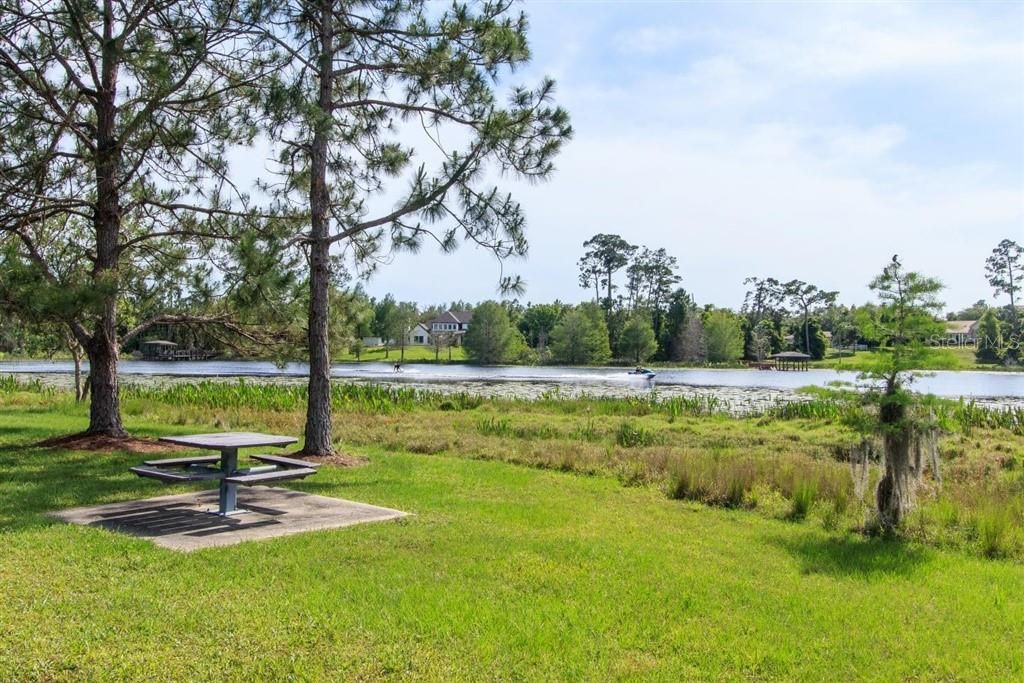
[51,486,408,552]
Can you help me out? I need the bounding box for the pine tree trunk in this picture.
[84,331,126,436]
[304,235,333,455]
[302,0,335,457]
[1010,260,1018,329]
[605,268,613,311]
[84,27,126,437]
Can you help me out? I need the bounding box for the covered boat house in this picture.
[139,339,217,361]
[140,340,179,360]
[769,351,811,371]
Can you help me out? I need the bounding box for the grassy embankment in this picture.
[0,344,468,364]
[1,377,1022,679]
[812,346,1020,372]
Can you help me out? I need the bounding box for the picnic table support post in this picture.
[219,447,239,515]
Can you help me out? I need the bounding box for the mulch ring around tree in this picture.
[35,433,185,454]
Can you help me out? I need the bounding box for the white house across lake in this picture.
[362,310,474,348]
[426,310,473,346]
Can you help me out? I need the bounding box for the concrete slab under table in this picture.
[51,486,408,552]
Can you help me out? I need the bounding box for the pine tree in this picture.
[0,0,274,436]
[255,0,571,454]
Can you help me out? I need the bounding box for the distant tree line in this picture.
[3,236,1020,371]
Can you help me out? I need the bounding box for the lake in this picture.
[1,360,1022,400]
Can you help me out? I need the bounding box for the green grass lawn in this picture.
[813,346,1019,372]
[1,400,1023,680]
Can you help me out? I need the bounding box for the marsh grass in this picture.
[5,377,1023,560]
[976,507,1014,559]
[115,377,1024,434]
[476,416,559,440]
[0,374,48,394]
[789,480,818,520]
[615,420,664,448]
[666,451,851,520]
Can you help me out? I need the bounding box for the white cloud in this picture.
[367,118,1021,310]
[613,26,692,56]
[612,3,1024,115]
[328,3,1024,311]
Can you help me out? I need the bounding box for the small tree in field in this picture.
[372,296,404,359]
[857,256,945,533]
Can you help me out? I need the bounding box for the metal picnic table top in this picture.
[159,432,298,450]
[151,432,302,516]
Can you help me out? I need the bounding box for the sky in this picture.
[264,1,1024,312]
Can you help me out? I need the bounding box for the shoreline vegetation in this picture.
[1,344,1021,373]
[3,376,1022,563]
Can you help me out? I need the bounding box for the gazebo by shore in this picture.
[139,339,217,361]
[140,340,178,360]
[769,351,811,371]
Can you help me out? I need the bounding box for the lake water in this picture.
[1,360,1022,401]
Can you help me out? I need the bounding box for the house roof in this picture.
[428,310,473,326]
[945,320,976,334]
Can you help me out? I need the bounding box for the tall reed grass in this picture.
[6,374,1016,435]
[121,380,483,414]
[0,375,49,394]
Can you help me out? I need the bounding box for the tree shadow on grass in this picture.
[0,443,206,533]
[771,532,931,579]
[0,424,69,443]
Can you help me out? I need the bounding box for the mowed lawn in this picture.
[1,405,1022,681]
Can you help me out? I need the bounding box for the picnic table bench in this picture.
[130,432,317,515]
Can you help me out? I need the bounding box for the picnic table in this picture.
[130,432,318,516]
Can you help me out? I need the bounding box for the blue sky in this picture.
[347,1,1024,311]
